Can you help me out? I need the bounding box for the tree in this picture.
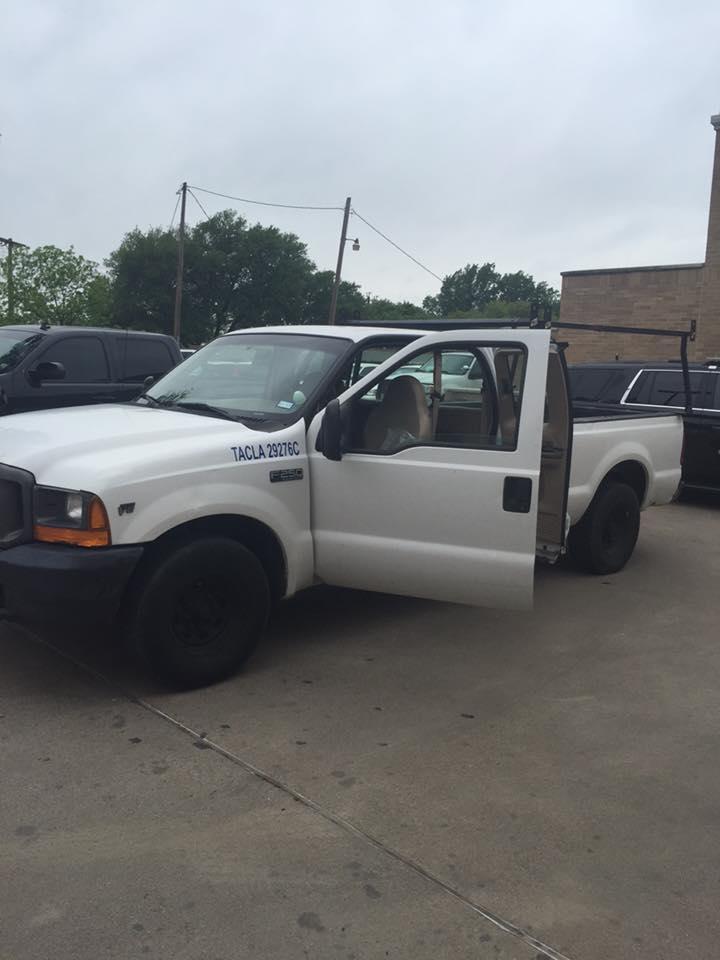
[431,263,501,316]
[0,244,109,326]
[302,278,429,326]
[363,297,428,324]
[533,281,561,313]
[84,274,113,325]
[105,227,179,335]
[218,219,315,330]
[2,225,558,345]
[301,271,366,324]
[189,211,317,333]
[107,211,318,344]
[423,261,559,318]
[496,270,537,303]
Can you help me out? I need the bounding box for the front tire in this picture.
[128,537,270,688]
[568,481,640,575]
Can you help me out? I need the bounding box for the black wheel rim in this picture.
[171,578,230,648]
[602,504,631,553]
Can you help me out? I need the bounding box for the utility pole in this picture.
[328,197,353,325]
[0,236,29,323]
[172,182,188,343]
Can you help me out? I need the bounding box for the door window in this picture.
[349,342,413,385]
[317,340,413,410]
[0,330,43,373]
[39,337,110,382]
[346,344,526,454]
[626,370,713,409]
[119,338,175,382]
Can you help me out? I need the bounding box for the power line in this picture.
[187,187,211,220]
[170,192,181,229]
[351,208,443,283]
[189,184,344,212]
[185,184,443,284]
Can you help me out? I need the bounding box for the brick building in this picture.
[560,113,720,362]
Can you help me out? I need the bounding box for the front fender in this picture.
[105,435,313,596]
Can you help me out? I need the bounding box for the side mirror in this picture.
[468,362,483,381]
[316,398,343,461]
[143,375,155,391]
[29,360,66,384]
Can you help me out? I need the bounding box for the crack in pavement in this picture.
[32,633,574,960]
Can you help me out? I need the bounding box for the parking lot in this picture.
[1,497,718,960]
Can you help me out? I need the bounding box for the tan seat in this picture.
[363,376,432,450]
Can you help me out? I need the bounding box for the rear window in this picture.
[624,371,653,404]
[119,338,176,382]
[626,370,715,409]
[569,367,633,403]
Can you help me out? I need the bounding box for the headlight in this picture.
[33,486,111,548]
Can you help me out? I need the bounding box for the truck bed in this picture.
[568,407,683,523]
[573,401,720,493]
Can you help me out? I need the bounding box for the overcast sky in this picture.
[2,0,719,304]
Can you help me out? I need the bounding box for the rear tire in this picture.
[127,537,270,688]
[568,481,640,575]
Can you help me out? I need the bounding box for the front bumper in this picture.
[0,542,144,625]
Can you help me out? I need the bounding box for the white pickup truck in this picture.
[0,323,682,687]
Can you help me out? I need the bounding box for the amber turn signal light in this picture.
[34,496,111,548]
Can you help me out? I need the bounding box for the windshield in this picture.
[144,332,351,421]
[0,330,43,374]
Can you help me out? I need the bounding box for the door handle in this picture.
[503,476,532,513]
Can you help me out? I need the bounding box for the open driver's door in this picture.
[307,329,550,610]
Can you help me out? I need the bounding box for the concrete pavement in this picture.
[1,498,719,959]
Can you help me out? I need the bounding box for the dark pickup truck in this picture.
[0,325,181,415]
[569,359,720,493]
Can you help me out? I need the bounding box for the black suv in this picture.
[0,325,182,415]
[569,360,720,493]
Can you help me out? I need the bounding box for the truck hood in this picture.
[0,404,260,486]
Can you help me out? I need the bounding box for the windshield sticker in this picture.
[276,400,295,410]
[231,440,301,462]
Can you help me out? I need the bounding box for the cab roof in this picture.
[1,324,174,340]
[223,324,426,343]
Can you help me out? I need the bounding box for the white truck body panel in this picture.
[568,414,683,521]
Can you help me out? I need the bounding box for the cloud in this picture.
[2,0,719,303]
